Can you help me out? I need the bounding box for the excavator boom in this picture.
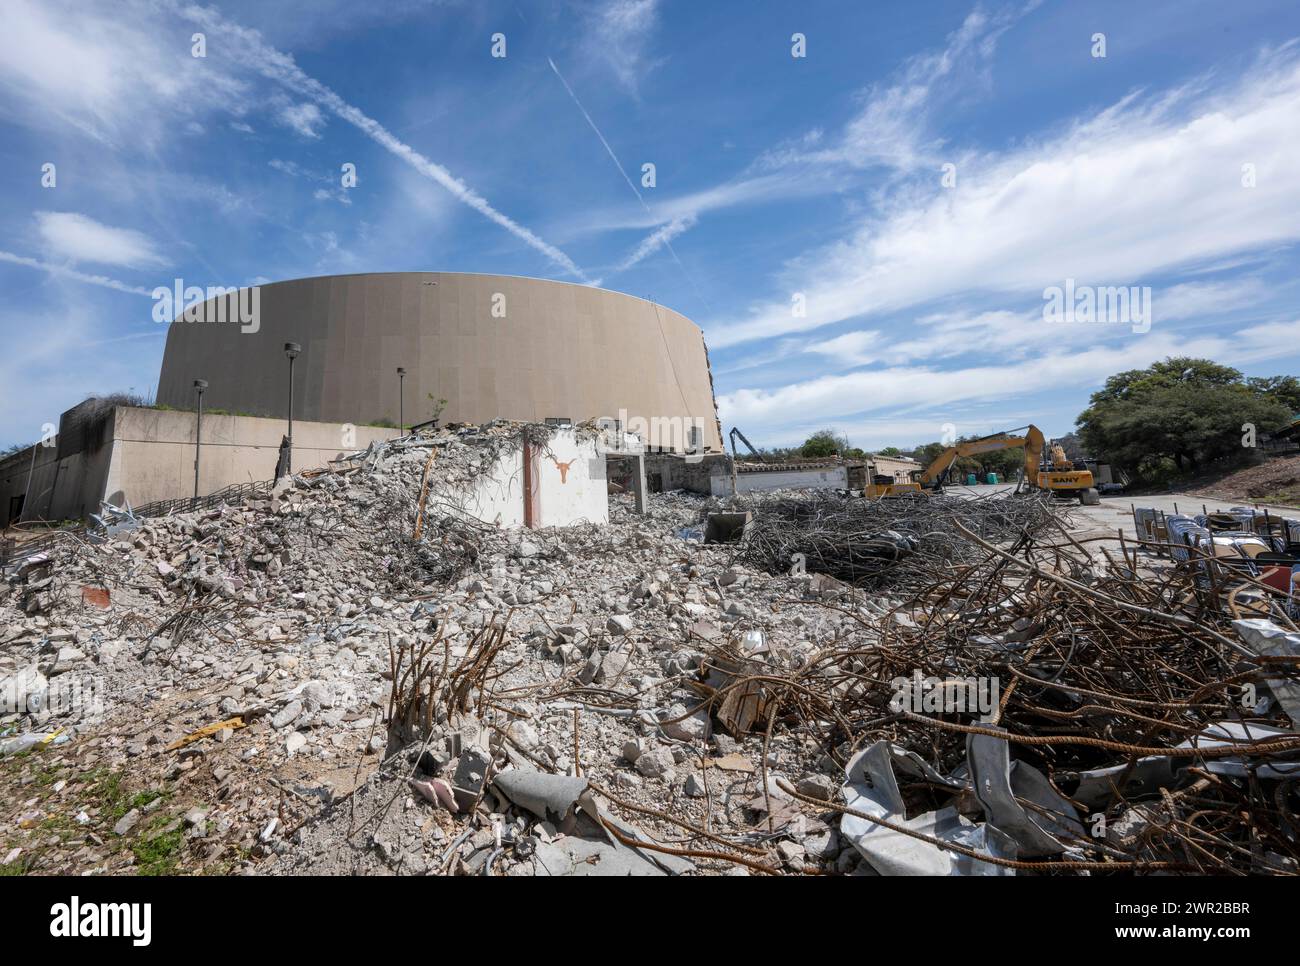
[909,424,1099,505]
[918,430,1031,486]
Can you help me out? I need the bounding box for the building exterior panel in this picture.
[156,272,722,452]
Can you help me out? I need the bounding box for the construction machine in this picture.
[911,425,1101,505]
[728,427,762,462]
[862,473,924,500]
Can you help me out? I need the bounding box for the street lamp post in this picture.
[193,379,208,498]
[284,342,301,473]
[396,367,406,436]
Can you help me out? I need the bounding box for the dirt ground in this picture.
[1121,452,1300,508]
[1181,453,1300,507]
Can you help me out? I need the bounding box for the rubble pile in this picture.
[733,489,1063,587]
[710,516,1300,874]
[2,425,1298,876]
[0,424,868,875]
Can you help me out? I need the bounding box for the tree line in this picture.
[783,357,1299,486]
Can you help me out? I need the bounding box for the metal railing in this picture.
[130,479,273,519]
[0,525,88,569]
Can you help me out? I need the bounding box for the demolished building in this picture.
[3,418,1299,876]
[2,272,723,527]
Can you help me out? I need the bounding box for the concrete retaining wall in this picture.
[711,464,849,497]
[0,407,395,525]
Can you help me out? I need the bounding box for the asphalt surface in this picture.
[943,483,1300,547]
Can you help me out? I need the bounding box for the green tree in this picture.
[913,441,947,468]
[800,429,848,458]
[1247,375,1300,417]
[1077,357,1292,477]
[877,446,902,457]
[1056,433,1086,461]
[905,436,1027,482]
[979,444,1026,479]
[1087,357,1244,407]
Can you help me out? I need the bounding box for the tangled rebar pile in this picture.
[734,490,1064,588]
[699,510,1300,875]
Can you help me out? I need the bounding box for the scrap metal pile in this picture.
[698,501,1300,875]
[733,490,1062,587]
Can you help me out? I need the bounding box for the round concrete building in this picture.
[156,272,722,452]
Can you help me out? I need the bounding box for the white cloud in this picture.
[762,7,1027,174]
[279,101,325,138]
[313,187,352,206]
[0,0,247,147]
[567,172,831,237]
[719,319,1300,434]
[582,0,662,94]
[708,48,1300,348]
[269,158,351,204]
[545,54,697,291]
[614,215,696,271]
[0,293,163,449]
[0,250,154,296]
[803,330,882,367]
[610,5,1028,277]
[0,0,587,283]
[1154,277,1271,322]
[34,212,168,270]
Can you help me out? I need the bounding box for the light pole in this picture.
[396,367,406,436]
[193,379,207,498]
[284,342,300,473]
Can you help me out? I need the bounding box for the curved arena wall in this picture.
[155,272,722,452]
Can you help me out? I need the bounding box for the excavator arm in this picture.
[728,427,762,461]
[1023,425,1045,486]
[917,430,1031,487]
[912,424,1099,505]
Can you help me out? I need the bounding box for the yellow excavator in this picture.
[914,425,1099,505]
[862,473,926,500]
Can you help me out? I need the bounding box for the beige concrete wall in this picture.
[154,272,723,453]
[0,443,110,525]
[428,429,609,528]
[1,407,395,523]
[870,455,922,482]
[0,400,118,525]
[105,407,395,507]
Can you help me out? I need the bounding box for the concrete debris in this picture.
[112,809,141,837]
[3,422,1298,876]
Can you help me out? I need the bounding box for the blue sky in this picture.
[2,0,1299,451]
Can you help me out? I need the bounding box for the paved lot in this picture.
[943,483,1300,547]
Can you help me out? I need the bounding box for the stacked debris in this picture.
[734,489,1063,587]
[696,512,1300,874]
[2,428,1298,876]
